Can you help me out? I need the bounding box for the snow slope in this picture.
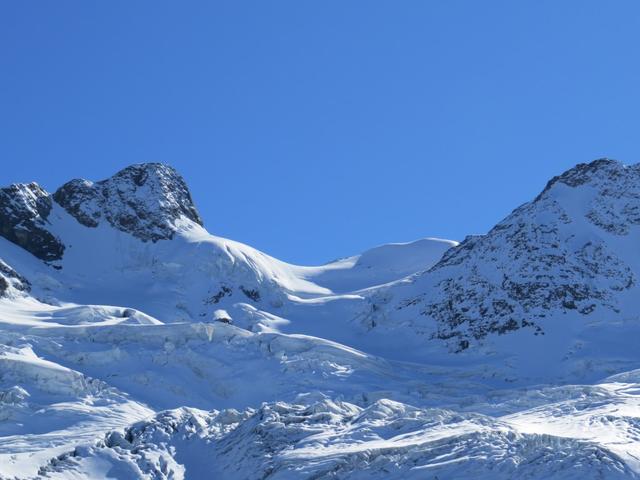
[293,237,458,294]
[2,160,640,478]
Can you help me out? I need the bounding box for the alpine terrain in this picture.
[3,159,640,479]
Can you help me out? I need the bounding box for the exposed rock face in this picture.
[374,159,638,352]
[537,158,640,235]
[54,163,203,242]
[0,183,64,261]
[0,259,30,298]
[0,163,201,262]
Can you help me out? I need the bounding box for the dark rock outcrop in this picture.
[54,163,203,242]
[0,183,64,261]
[0,258,31,297]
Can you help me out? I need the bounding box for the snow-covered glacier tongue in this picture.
[3,159,640,478]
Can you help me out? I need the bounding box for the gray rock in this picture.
[54,163,203,242]
[0,258,30,297]
[0,183,64,261]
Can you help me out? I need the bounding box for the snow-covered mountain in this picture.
[350,159,640,381]
[3,160,640,479]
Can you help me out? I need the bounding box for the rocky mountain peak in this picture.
[54,163,203,242]
[375,158,640,352]
[536,158,624,198]
[535,158,640,236]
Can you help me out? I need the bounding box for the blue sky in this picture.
[2,1,640,264]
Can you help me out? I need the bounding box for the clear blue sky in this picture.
[2,2,640,264]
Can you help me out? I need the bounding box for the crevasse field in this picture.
[2,160,640,478]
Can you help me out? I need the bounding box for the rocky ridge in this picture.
[0,163,203,265]
[54,163,203,242]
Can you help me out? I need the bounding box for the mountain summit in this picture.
[54,163,203,241]
[0,163,203,266]
[364,158,639,365]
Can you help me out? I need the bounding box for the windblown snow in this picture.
[2,160,640,479]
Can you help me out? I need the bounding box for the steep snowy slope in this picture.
[293,237,458,294]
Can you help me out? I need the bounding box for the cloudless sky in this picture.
[2,1,640,264]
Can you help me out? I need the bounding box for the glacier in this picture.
[2,160,640,478]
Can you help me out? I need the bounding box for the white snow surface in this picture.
[2,160,640,478]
